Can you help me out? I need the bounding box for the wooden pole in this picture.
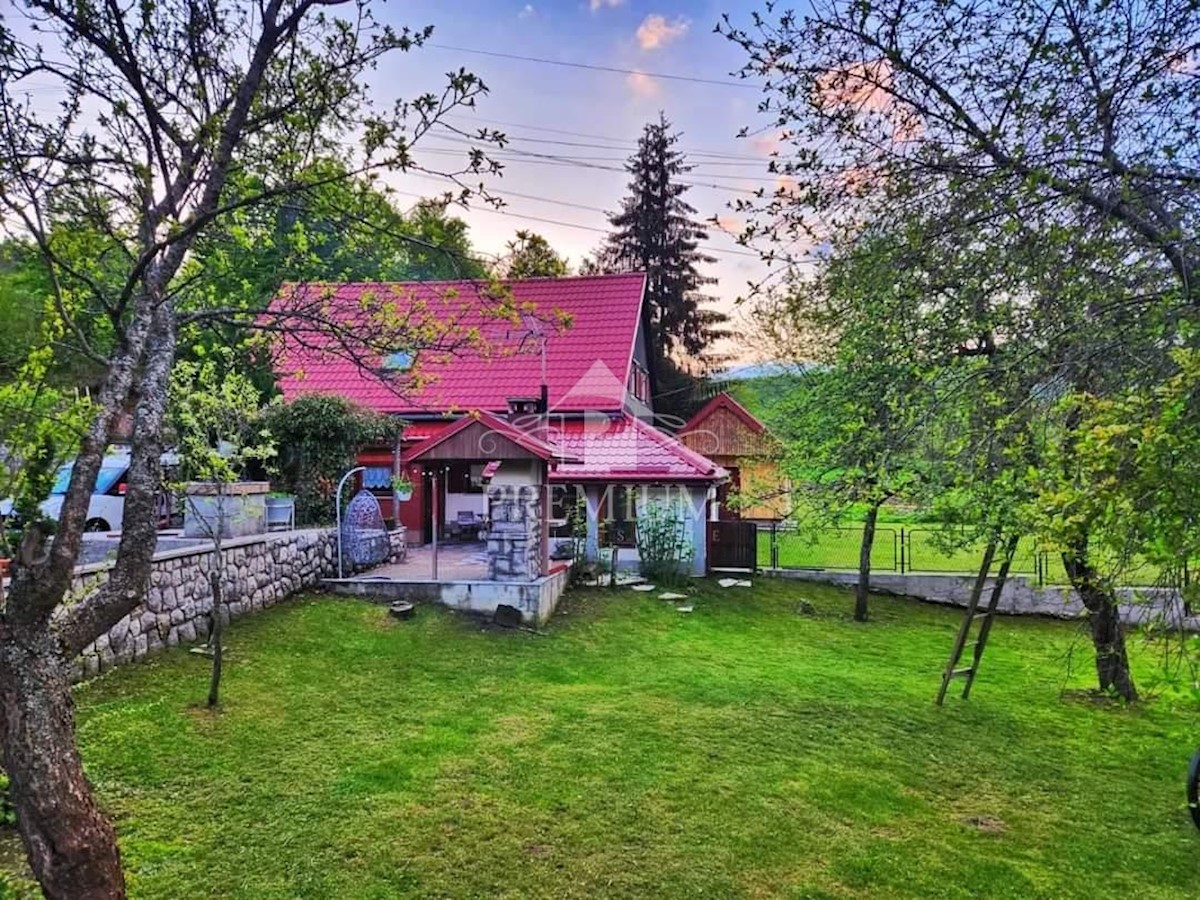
[431,468,439,582]
[392,428,402,527]
[541,461,551,578]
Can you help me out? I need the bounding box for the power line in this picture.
[414,143,765,193]
[389,188,771,261]
[428,43,758,90]
[443,113,773,160]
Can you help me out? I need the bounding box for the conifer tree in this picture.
[595,114,727,359]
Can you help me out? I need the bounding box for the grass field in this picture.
[754,525,1164,586]
[3,582,1198,898]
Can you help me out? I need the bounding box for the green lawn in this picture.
[3,583,1199,898]
[756,525,1165,586]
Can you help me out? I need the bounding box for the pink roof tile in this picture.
[548,414,726,483]
[272,273,646,415]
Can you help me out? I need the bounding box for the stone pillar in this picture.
[486,484,542,582]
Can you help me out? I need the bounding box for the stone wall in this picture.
[67,529,339,680]
[487,484,541,582]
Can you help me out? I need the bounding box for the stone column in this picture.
[486,484,542,582]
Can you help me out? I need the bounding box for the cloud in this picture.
[518,3,535,18]
[590,0,624,11]
[750,130,786,157]
[635,14,689,51]
[626,70,660,98]
[714,215,743,234]
[816,60,893,112]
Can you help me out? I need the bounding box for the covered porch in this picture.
[328,412,579,624]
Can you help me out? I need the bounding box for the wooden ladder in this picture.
[936,536,1019,705]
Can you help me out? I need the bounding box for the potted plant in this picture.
[392,474,414,502]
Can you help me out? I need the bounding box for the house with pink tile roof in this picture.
[273,273,726,577]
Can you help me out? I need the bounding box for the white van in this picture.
[31,450,180,533]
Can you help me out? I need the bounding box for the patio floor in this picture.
[368,542,489,582]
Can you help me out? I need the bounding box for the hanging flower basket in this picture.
[392,475,414,502]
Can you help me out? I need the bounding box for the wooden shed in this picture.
[677,392,791,522]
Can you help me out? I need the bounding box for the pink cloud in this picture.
[626,70,660,98]
[635,14,689,51]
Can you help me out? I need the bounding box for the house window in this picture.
[599,485,637,548]
[362,466,393,490]
[382,350,414,372]
[629,363,650,404]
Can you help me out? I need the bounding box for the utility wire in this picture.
[428,43,757,90]
[438,120,767,162]
[389,188,773,261]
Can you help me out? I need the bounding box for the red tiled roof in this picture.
[679,391,766,435]
[402,421,451,443]
[272,274,647,415]
[548,414,726,483]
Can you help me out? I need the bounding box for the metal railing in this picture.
[759,523,1056,586]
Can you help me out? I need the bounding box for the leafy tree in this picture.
[766,233,940,621]
[393,200,489,281]
[498,230,569,279]
[0,2,499,895]
[261,394,398,525]
[0,242,48,381]
[721,0,1200,700]
[169,352,276,708]
[590,113,729,413]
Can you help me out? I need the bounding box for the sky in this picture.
[368,0,797,362]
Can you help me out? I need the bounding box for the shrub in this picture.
[261,395,399,525]
[635,498,694,587]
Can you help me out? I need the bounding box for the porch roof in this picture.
[548,414,726,484]
[405,410,579,464]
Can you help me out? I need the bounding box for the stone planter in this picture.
[183,481,269,539]
[265,495,296,531]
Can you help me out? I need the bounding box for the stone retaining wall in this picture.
[68,529,339,680]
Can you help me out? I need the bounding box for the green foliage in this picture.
[0,323,93,544]
[169,351,276,489]
[634,497,694,587]
[499,230,569,279]
[1037,349,1200,598]
[260,395,398,525]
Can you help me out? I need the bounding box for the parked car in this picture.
[1,449,180,533]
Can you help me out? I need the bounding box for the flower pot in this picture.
[0,558,10,578]
[394,488,413,502]
[265,495,296,531]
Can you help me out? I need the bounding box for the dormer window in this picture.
[382,351,414,372]
[629,362,650,404]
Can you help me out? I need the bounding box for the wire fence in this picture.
[758,523,1061,586]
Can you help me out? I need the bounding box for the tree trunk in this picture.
[1062,543,1138,701]
[855,502,880,622]
[0,632,125,899]
[207,568,224,709]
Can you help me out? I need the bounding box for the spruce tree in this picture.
[596,114,727,359]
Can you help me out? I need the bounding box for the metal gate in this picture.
[707,520,758,572]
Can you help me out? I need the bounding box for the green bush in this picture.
[635,499,694,588]
[261,395,399,525]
